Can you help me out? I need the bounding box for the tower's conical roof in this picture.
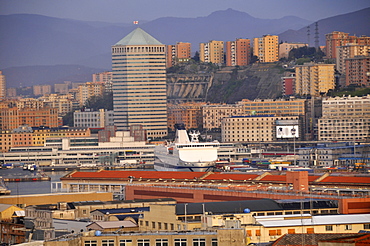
[114,27,163,46]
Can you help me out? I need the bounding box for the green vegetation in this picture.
[288,46,325,63]
[327,86,370,97]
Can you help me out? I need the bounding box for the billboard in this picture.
[276,125,299,138]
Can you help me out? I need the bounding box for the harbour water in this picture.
[1,169,71,195]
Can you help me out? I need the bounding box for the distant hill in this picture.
[0,9,310,70]
[1,7,369,87]
[279,7,370,45]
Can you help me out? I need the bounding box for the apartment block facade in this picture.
[225,38,251,66]
[166,42,191,68]
[345,56,370,87]
[318,95,370,141]
[0,71,5,100]
[199,40,224,64]
[294,63,335,96]
[253,35,279,63]
[167,102,205,131]
[74,108,114,128]
[92,71,113,92]
[336,44,370,74]
[76,82,105,106]
[202,103,244,130]
[112,28,168,138]
[221,115,300,143]
[33,84,52,96]
[325,31,370,59]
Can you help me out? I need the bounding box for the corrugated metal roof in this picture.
[114,28,162,46]
[94,207,149,215]
[176,199,281,215]
[257,214,370,227]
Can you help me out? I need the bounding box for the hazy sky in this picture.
[1,0,370,23]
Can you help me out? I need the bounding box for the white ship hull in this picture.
[154,127,219,172]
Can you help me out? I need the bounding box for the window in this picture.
[174,238,187,246]
[192,238,205,246]
[119,239,132,246]
[345,224,352,230]
[211,238,217,246]
[255,230,261,236]
[156,239,168,246]
[84,241,97,246]
[288,229,295,234]
[326,225,333,231]
[138,239,150,246]
[364,224,370,229]
[307,228,314,234]
[102,239,115,246]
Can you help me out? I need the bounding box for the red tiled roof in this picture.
[320,176,370,184]
[260,175,287,182]
[204,173,259,181]
[68,170,206,180]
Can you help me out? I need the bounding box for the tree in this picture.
[84,92,113,110]
[192,51,200,62]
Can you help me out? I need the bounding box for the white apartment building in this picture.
[74,108,114,128]
[318,95,370,141]
[221,115,299,143]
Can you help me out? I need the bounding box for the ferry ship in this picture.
[155,124,220,172]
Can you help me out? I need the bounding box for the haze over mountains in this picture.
[1,7,370,87]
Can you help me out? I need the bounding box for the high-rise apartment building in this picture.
[295,63,335,97]
[76,82,105,106]
[325,31,370,59]
[93,71,113,92]
[0,71,6,100]
[199,40,224,64]
[112,28,168,138]
[166,42,191,68]
[253,35,279,63]
[33,85,52,96]
[336,44,370,74]
[345,56,370,87]
[225,38,250,66]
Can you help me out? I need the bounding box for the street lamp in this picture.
[291,127,297,166]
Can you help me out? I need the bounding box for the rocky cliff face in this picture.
[206,63,289,103]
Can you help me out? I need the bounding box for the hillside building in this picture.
[345,56,370,87]
[325,31,370,59]
[166,42,191,68]
[279,42,307,59]
[112,28,168,139]
[336,43,370,74]
[76,82,105,106]
[253,35,279,63]
[33,84,52,96]
[92,71,113,92]
[0,71,5,100]
[199,40,224,65]
[225,38,251,66]
[294,63,335,96]
[167,102,205,131]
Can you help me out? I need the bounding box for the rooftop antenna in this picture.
[314,22,319,50]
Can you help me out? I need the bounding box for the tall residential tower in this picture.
[111,28,168,138]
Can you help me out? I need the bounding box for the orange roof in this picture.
[260,175,287,182]
[203,173,259,181]
[68,170,206,180]
[320,176,370,184]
